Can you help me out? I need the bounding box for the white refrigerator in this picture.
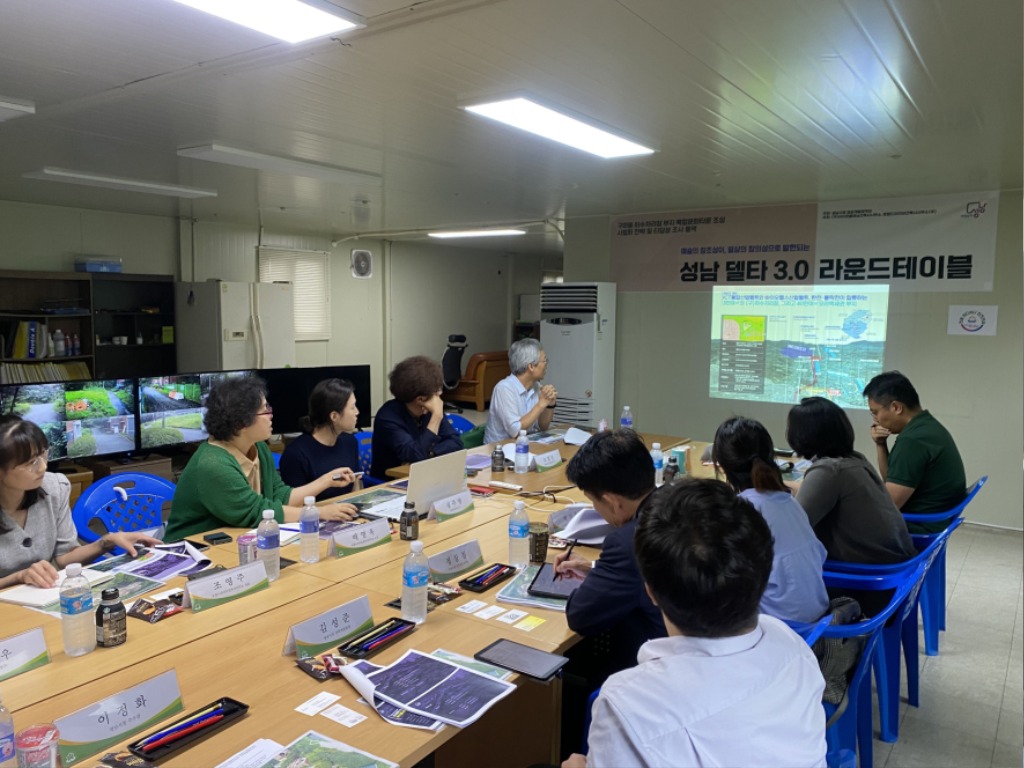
[174,281,296,372]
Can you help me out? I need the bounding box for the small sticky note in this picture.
[475,605,507,620]
[295,691,341,715]
[496,609,528,624]
[320,703,367,728]
[514,615,547,632]
[456,599,489,614]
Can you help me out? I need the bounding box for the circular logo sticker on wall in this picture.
[958,309,987,333]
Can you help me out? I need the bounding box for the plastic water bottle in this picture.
[0,691,15,768]
[52,329,66,358]
[514,429,530,474]
[257,510,281,582]
[401,541,429,624]
[71,333,81,356]
[620,405,634,430]
[651,442,664,486]
[60,563,95,657]
[508,500,530,568]
[299,496,320,563]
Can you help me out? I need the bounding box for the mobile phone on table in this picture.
[183,538,210,551]
[203,532,233,544]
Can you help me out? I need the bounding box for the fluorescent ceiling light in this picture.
[428,229,527,239]
[178,143,379,185]
[461,96,655,158]
[0,97,35,122]
[23,167,217,198]
[170,0,364,44]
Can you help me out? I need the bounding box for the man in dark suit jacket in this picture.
[554,429,666,668]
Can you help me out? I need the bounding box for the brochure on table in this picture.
[255,730,396,768]
[339,650,516,728]
[496,565,568,612]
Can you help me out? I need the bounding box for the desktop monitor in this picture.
[139,374,205,449]
[64,379,137,459]
[261,365,373,435]
[0,382,69,461]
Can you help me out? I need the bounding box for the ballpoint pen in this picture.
[141,713,225,753]
[556,540,577,580]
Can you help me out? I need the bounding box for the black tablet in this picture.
[527,562,583,600]
[474,638,569,681]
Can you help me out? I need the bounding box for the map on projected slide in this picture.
[709,286,889,408]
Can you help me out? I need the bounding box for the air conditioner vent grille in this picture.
[541,284,599,313]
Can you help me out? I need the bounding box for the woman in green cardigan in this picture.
[165,376,357,540]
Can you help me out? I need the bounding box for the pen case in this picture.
[127,697,248,761]
[457,563,516,593]
[337,617,417,660]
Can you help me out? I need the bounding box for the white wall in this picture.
[0,200,178,275]
[564,193,1023,530]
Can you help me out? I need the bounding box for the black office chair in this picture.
[441,334,467,413]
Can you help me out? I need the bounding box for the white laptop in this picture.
[360,449,469,521]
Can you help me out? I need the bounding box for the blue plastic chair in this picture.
[353,430,383,487]
[903,475,986,654]
[822,521,960,743]
[445,413,475,435]
[71,472,175,548]
[791,562,928,768]
[786,614,835,647]
[271,451,281,470]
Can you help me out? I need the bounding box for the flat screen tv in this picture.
[0,382,69,461]
[63,379,137,459]
[138,375,205,449]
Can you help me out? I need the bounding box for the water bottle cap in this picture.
[652,442,661,449]
[410,540,424,553]
[303,496,315,506]
[514,500,525,510]
[519,430,527,436]
[262,509,274,519]
[66,563,82,576]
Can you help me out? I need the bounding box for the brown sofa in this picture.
[442,350,510,411]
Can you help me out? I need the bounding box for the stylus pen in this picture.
[556,540,578,581]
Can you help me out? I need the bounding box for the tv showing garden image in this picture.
[64,379,137,458]
[0,383,69,460]
[139,375,206,448]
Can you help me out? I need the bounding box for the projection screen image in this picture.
[710,285,890,408]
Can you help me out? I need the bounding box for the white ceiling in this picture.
[0,0,1020,259]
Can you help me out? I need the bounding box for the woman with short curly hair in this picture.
[370,356,463,478]
[165,376,357,540]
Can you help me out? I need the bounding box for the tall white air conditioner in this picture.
[540,282,616,429]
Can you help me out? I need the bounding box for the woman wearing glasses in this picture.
[165,376,355,541]
[0,415,161,588]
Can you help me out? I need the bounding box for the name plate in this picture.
[183,560,269,613]
[0,627,49,682]
[428,540,485,582]
[332,518,392,558]
[534,449,563,472]
[56,669,184,766]
[283,595,375,658]
[430,489,476,522]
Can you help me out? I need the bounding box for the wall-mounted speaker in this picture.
[351,249,373,279]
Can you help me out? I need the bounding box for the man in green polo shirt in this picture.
[863,371,966,532]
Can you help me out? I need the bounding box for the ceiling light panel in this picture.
[177,144,379,185]
[0,98,35,122]
[170,0,364,44]
[428,229,527,239]
[23,167,217,198]
[462,96,655,159]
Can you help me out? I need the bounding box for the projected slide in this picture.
[709,286,889,407]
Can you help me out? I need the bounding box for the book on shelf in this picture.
[0,360,91,384]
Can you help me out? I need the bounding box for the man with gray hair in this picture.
[483,338,558,444]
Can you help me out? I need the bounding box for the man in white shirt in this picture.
[563,478,827,768]
[483,338,558,444]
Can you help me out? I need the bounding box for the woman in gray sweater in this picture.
[786,397,915,565]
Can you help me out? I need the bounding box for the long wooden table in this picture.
[0,434,689,767]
